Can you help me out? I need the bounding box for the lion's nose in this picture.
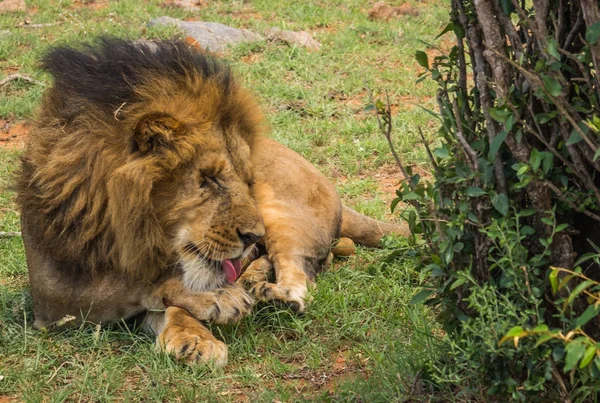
[237,227,264,249]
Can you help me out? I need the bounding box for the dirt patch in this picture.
[367,1,419,21]
[161,0,206,12]
[0,0,26,13]
[70,0,110,11]
[0,120,28,150]
[423,38,455,65]
[240,53,263,64]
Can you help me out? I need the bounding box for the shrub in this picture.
[377,0,600,400]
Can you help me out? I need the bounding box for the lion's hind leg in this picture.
[145,307,228,367]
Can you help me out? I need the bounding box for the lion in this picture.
[16,39,406,366]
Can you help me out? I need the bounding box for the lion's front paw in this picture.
[251,281,309,313]
[209,285,255,324]
[157,321,228,367]
[238,256,273,288]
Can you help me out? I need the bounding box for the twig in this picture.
[0,73,43,88]
[18,23,58,29]
[0,231,21,237]
[451,98,478,172]
[543,180,600,222]
[418,127,439,175]
[550,360,572,403]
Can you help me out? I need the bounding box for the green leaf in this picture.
[579,346,597,369]
[532,324,549,333]
[491,193,509,216]
[434,146,450,159]
[586,21,600,45]
[435,22,454,40]
[556,223,568,232]
[489,107,512,123]
[535,112,557,124]
[521,226,535,235]
[542,152,554,175]
[535,333,558,347]
[549,269,559,295]
[541,217,554,226]
[567,280,596,306]
[541,74,562,97]
[410,289,434,305]
[415,51,429,69]
[546,37,561,60]
[566,130,583,146]
[516,165,529,176]
[402,192,420,201]
[390,197,401,213]
[465,187,487,197]
[489,128,509,159]
[450,277,466,290]
[564,341,587,372]
[499,326,526,346]
[557,274,574,292]
[575,304,600,327]
[594,147,600,162]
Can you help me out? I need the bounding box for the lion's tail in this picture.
[340,205,409,247]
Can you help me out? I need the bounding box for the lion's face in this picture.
[144,118,265,291]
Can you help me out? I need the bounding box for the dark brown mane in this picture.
[16,38,263,280]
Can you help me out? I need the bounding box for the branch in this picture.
[419,127,440,176]
[0,73,43,88]
[451,98,479,173]
[0,231,21,237]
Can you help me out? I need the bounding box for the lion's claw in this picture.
[251,281,308,313]
[208,285,255,324]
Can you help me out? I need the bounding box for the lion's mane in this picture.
[16,39,263,280]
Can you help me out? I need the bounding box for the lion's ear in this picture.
[133,112,183,153]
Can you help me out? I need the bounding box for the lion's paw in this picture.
[208,285,255,324]
[238,256,274,288]
[158,327,228,367]
[251,281,308,313]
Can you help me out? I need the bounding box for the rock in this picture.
[0,0,26,13]
[332,237,356,257]
[367,1,419,21]
[0,30,12,38]
[267,27,321,51]
[148,17,263,53]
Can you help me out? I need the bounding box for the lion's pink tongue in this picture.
[222,259,243,284]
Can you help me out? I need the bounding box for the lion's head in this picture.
[17,39,265,290]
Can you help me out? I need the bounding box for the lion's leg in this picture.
[238,254,311,312]
[238,255,273,287]
[143,278,254,325]
[144,307,228,366]
[248,253,314,313]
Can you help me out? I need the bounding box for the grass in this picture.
[0,0,450,401]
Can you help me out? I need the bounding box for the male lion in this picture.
[16,39,404,366]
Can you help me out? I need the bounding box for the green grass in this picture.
[0,0,450,401]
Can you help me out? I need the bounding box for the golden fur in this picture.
[17,39,406,366]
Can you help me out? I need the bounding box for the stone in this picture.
[267,27,321,51]
[0,30,12,38]
[332,237,356,257]
[148,17,263,53]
